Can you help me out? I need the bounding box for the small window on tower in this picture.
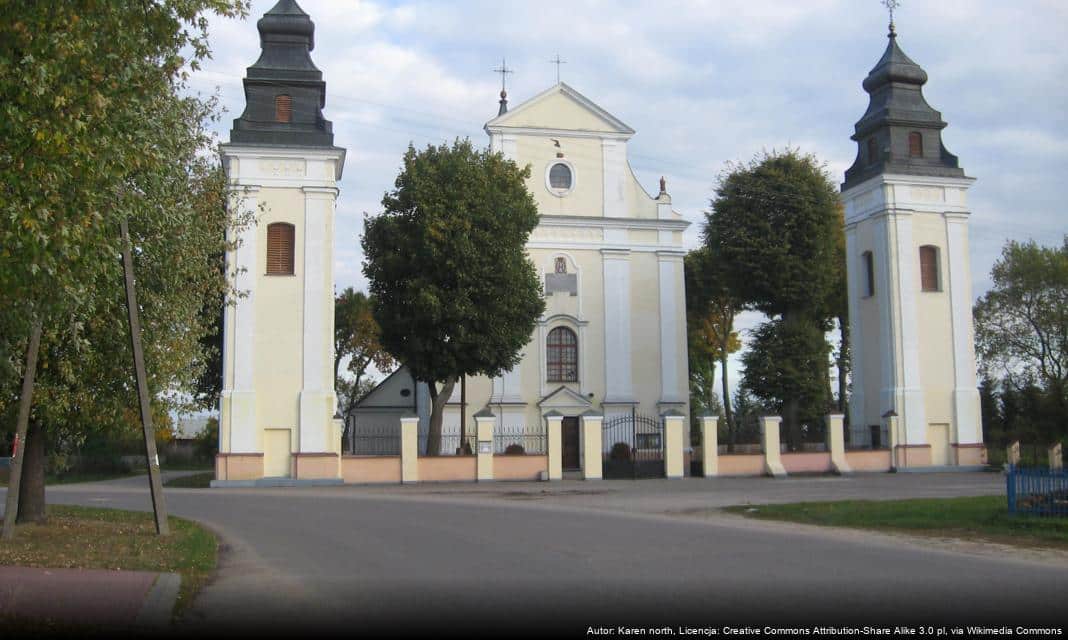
[919,245,940,292]
[555,257,567,274]
[862,251,875,297]
[909,132,923,158]
[266,222,295,275]
[867,138,879,165]
[275,95,292,123]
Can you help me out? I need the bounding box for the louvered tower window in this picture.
[867,138,878,165]
[908,132,923,157]
[919,246,940,291]
[547,327,578,382]
[266,223,295,275]
[275,95,292,123]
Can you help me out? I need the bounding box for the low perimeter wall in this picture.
[341,456,401,484]
[844,449,893,472]
[781,452,832,474]
[418,456,477,482]
[493,455,548,481]
[717,454,765,476]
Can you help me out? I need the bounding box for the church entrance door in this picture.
[562,417,581,471]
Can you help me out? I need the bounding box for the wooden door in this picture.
[562,417,580,471]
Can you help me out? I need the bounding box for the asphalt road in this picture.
[3,473,1066,634]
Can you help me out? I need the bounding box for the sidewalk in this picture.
[0,566,180,630]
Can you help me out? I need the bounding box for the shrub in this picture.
[504,443,525,455]
[610,442,632,461]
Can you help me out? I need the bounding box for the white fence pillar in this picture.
[826,413,852,475]
[761,416,787,478]
[662,410,685,479]
[700,415,719,477]
[400,415,419,484]
[580,411,603,480]
[545,411,563,481]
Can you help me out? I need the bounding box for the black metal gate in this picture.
[602,410,664,479]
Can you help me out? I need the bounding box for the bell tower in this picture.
[841,21,984,468]
[215,0,346,485]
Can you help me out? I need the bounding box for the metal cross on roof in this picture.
[549,54,567,84]
[882,0,900,32]
[493,57,513,93]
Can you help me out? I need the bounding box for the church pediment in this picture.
[537,385,593,411]
[486,83,634,137]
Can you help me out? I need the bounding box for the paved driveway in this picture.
[3,472,1066,633]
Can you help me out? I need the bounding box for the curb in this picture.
[134,572,181,628]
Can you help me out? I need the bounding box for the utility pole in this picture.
[120,218,169,535]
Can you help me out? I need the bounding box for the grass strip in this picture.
[725,495,1068,549]
[0,504,218,620]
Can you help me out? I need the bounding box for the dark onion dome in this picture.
[842,25,966,192]
[229,0,336,148]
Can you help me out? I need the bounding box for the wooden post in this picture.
[1049,443,1063,471]
[2,321,42,540]
[1007,441,1021,467]
[121,219,169,536]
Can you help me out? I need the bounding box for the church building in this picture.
[841,22,984,468]
[214,0,346,485]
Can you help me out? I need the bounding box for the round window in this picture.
[549,163,572,190]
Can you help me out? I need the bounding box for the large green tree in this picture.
[974,237,1068,445]
[1,0,248,531]
[334,287,395,418]
[705,150,842,448]
[362,140,544,455]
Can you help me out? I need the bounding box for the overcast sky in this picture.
[189,0,1067,394]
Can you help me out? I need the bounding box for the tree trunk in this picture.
[425,377,457,456]
[784,396,801,452]
[2,321,42,540]
[720,351,736,453]
[17,421,46,524]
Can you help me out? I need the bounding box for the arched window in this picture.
[266,223,295,275]
[919,245,940,291]
[867,138,879,165]
[547,327,578,382]
[862,251,875,297]
[908,132,923,158]
[275,94,292,123]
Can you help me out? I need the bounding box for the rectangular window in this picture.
[862,251,875,297]
[266,223,295,275]
[920,245,940,291]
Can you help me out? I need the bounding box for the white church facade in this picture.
[214,1,984,485]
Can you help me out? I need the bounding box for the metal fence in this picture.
[494,426,546,455]
[351,426,401,456]
[1007,465,1068,517]
[419,433,478,456]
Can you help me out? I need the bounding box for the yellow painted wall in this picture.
[255,187,305,444]
[515,136,603,217]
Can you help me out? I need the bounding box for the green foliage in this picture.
[741,317,831,441]
[706,150,842,318]
[684,246,739,439]
[0,1,249,452]
[362,139,544,385]
[334,288,395,416]
[974,237,1068,397]
[705,150,843,447]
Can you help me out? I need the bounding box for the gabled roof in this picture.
[537,385,593,411]
[484,82,635,137]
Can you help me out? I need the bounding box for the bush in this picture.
[504,443,525,455]
[610,442,632,461]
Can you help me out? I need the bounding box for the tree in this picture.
[974,238,1068,417]
[705,150,841,448]
[362,140,544,454]
[334,287,395,417]
[684,246,741,448]
[1,0,248,533]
